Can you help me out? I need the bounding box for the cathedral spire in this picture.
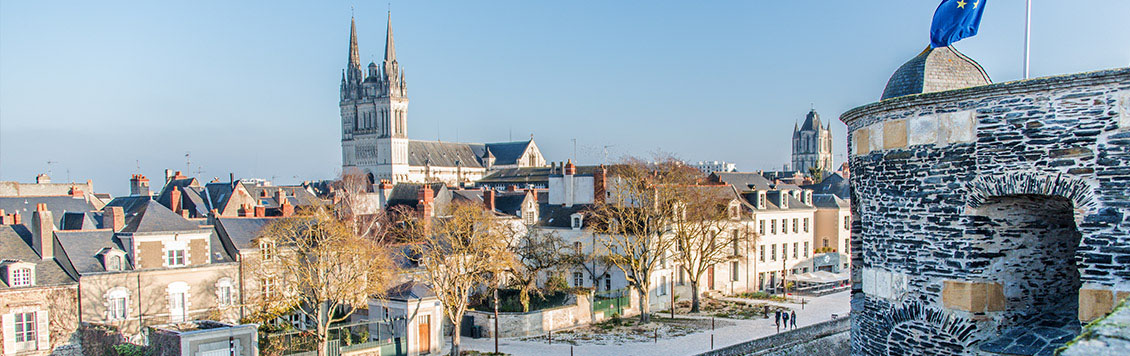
[384,12,397,64]
[349,17,361,71]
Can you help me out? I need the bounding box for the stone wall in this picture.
[841,68,1130,355]
[694,317,850,356]
[467,293,592,338]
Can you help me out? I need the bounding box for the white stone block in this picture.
[868,122,885,152]
[944,111,976,143]
[862,268,877,295]
[1119,91,1129,131]
[909,115,938,146]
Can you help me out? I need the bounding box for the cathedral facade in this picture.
[340,15,546,185]
[791,109,834,174]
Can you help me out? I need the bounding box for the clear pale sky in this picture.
[2,1,1128,196]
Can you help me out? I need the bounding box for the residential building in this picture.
[339,15,546,185]
[0,174,107,209]
[0,212,81,355]
[810,194,851,273]
[152,172,317,219]
[690,161,737,174]
[791,109,834,174]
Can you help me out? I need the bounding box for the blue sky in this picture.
[2,1,1128,195]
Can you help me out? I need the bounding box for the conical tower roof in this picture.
[881,46,991,100]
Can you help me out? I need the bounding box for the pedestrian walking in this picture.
[774,310,781,333]
[790,310,797,329]
[782,310,790,331]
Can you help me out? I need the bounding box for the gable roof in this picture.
[813,194,849,209]
[214,217,276,250]
[0,225,77,288]
[386,279,436,301]
[483,140,533,166]
[0,196,99,229]
[407,140,485,168]
[53,229,126,274]
[537,203,589,228]
[116,199,203,234]
[709,172,774,191]
[802,173,850,200]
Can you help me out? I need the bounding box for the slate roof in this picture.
[214,217,276,250]
[477,166,600,187]
[155,178,209,218]
[493,191,530,216]
[61,211,103,230]
[0,225,76,289]
[803,173,850,200]
[242,185,322,209]
[385,280,435,301]
[812,194,849,209]
[881,46,991,100]
[385,183,448,210]
[405,139,536,168]
[204,182,236,212]
[709,172,775,191]
[0,196,98,229]
[538,203,589,228]
[114,199,203,234]
[53,229,127,274]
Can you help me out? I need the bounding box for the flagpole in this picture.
[1024,0,1031,79]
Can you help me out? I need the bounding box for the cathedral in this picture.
[339,14,546,185]
[791,109,834,174]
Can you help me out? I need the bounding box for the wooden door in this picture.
[707,266,715,290]
[417,315,431,353]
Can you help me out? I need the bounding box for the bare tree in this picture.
[510,229,569,312]
[588,156,701,323]
[335,171,392,243]
[403,202,513,356]
[671,185,749,313]
[562,234,616,294]
[250,208,397,356]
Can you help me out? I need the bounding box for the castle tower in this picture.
[341,13,410,183]
[792,109,833,175]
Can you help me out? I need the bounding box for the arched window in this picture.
[108,255,122,271]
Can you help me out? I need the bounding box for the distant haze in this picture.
[2,1,1128,196]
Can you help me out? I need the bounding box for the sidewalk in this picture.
[454,290,850,356]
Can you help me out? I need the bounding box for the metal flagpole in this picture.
[1024,0,1032,79]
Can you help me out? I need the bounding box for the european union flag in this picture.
[930,0,987,48]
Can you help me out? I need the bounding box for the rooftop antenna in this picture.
[135,160,141,174]
[185,152,192,174]
[602,145,616,164]
[571,139,577,162]
[46,160,57,176]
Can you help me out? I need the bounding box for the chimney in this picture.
[12,212,22,225]
[103,206,125,232]
[417,185,434,218]
[564,159,576,176]
[594,164,607,204]
[180,210,190,218]
[169,186,183,215]
[254,205,266,218]
[377,180,394,209]
[0,209,6,225]
[508,185,518,192]
[230,173,236,188]
[484,189,496,211]
[130,174,151,196]
[173,171,187,180]
[275,189,286,205]
[32,204,54,260]
[280,201,295,217]
[70,186,84,198]
[36,174,51,184]
[239,204,252,217]
[165,169,175,184]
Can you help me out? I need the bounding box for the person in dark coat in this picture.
[774,310,781,332]
[782,310,790,330]
[790,310,797,329]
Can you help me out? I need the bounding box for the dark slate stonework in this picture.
[841,68,1130,356]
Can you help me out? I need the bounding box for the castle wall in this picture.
[841,68,1130,355]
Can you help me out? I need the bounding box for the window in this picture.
[844,216,851,230]
[731,230,740,255]
[604,274,611,291]
[803,218,810,232]
[804,242,809,258]
[793,242,798,259]
[730,261,739,282]
[11,268,31,287]
[792,218,799,233]
[262,278,277,298]
[770,220,777,234]
[218,285,233,306]
[760,245,766,262]
[574,241,583,254]
[108,255,122,271]
[759,272,766,290]
[260,241,276,261]
[658,276,667,296]
[573,272,584,288]
[678,268,685,286]
[770,244,777,261]
[168,282,189,323]
[571,214,583,229]
[823,238,829,248]
[14,311,37,350]
[166,249,186,267]
[109,296,128,320]
[758,220,765,235]
[845,238,851,254]
[729,204,740,220]
[780,219,786,233]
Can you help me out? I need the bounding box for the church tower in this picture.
[341,13,410,183]
[791,109,833,175]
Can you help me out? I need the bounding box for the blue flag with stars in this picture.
[930,0,987,48]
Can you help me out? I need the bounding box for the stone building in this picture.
[339,15,546,186]
[0,213,81,355]
[844,57,1130,355]
[792,109,834,174]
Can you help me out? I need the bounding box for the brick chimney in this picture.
[32,204,54,260]
[564,159,576,175]
[130,174,151,196]
[0,210,7,225]
[69,186,83,198]
[484,189,496,211]
[12,212,21,225]
[173,171,187,180]
[36,174,50,184]
[254,205,266,218]
[417,185,434,218]
[274,189,286,205]
[377,180,394,209]
[103,206,124,232]
[165,169,175,184]
[594,164,607,204]
[169,186,183,215]
[280,201,295,217]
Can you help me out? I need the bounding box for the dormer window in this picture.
[757,191,767,209]
[260,241,277,261]
[108,256,122,271]
[100,249,126,271]
[728,203,741,220]
[2,261,36,287]
[11,267,32,287]
[570,213,584,230]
